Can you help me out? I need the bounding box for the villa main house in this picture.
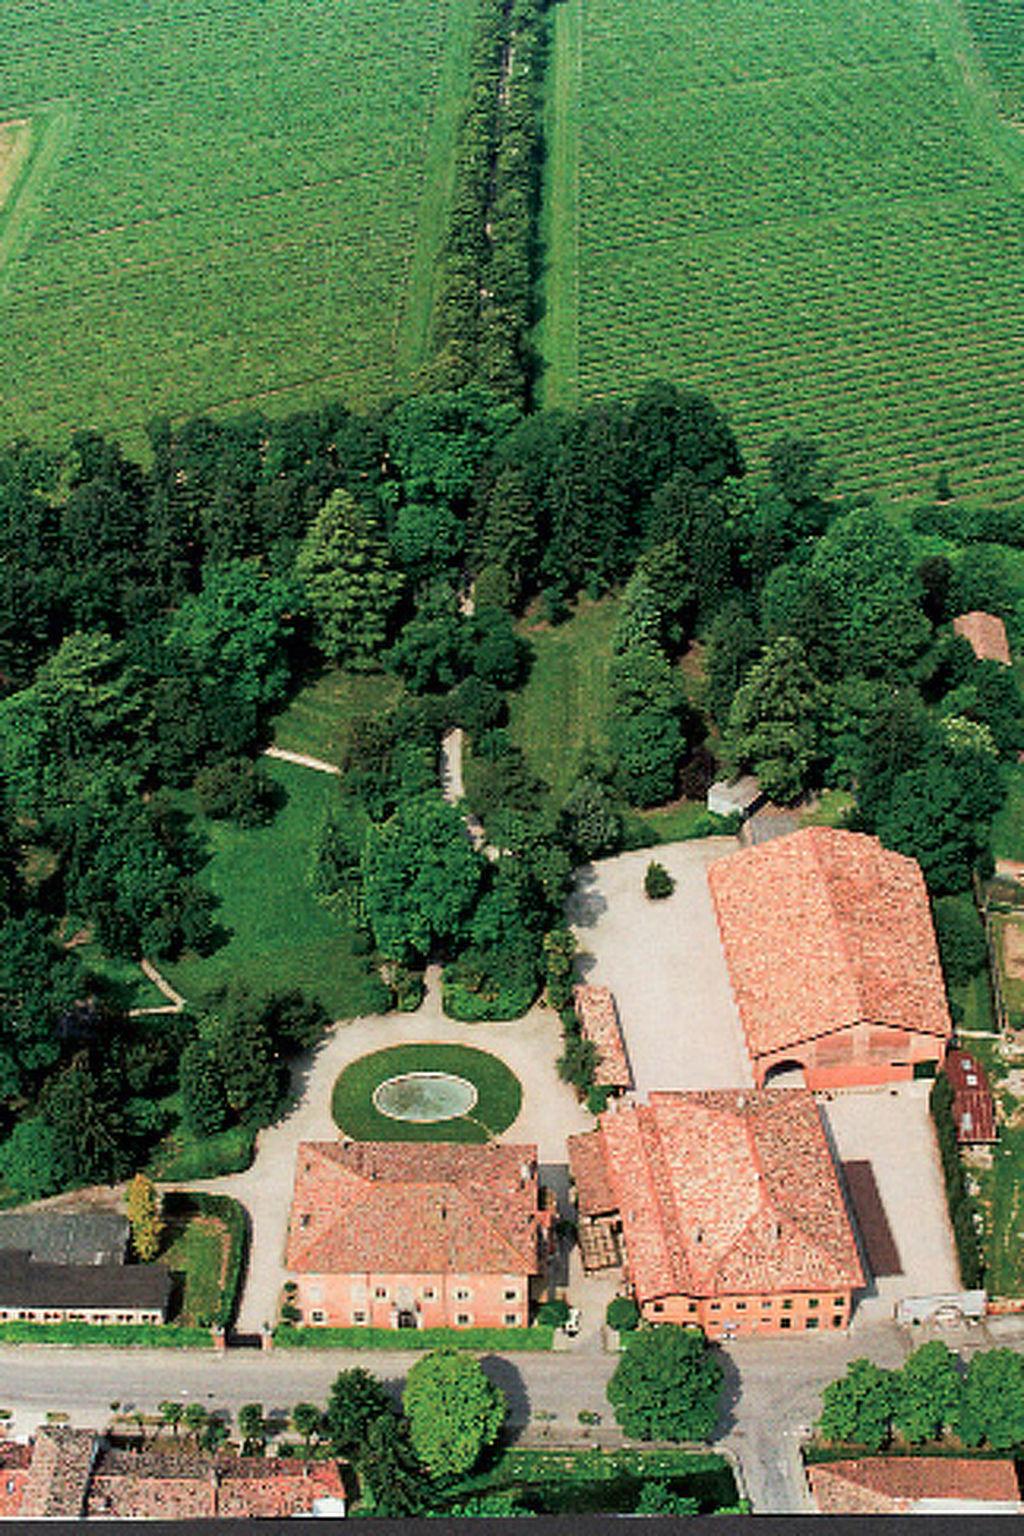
[285,1141,551,1329]
[569,1090,864,1337]
[708,827,952,1089]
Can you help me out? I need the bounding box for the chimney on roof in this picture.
[736,1094,746,1110]
[694,1226,703,1244]
[772,1220,781,1241]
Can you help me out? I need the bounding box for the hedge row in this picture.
[273,1323,554,1351]
[428,0,549,407]
[186,1191,248,1329]
[930,1072,985,1288]
[0,1322,212,1347]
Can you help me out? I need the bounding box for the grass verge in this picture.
[331,1043,522,1143]
[160,1192,247,1330]
[268,668,404,767]
[0,1322,212,1347]
[447,1447,738,1515]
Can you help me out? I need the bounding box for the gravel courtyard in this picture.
[567,839,753,1094]
[820,1082,960,1325]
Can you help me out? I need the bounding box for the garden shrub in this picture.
[644,860,675,899]
[273,1324,554,1351]
[606,1296,640,1332]
[535,1298,570,1327]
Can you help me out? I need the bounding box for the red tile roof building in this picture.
[574,985,633,1091]
[945,1049,998,1144]
[0,1433,346,1520]
[708,827,951,1088]
[953,611,1012,666]
[808,1457,1021,1514]
[568,1090,864,1337]
[286,1141,550,1330]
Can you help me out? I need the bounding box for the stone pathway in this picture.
[128,959,186,1018]
[262,745,341,775]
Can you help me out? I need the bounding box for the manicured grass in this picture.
[269,669,404,767]
[162,757,381,1019]
[331,1044,522,1143]
[799,790,856,830]
[631,801,731,844]
[274,1324,553,1351]
[990,762,1024,862]
[158,1193,246,1328]
[76,944,167,1013]
[541,0,1024,505]
[150,1113,255,1183]
[1,0,468,450]
[447,1447,738,1515]
[508,596,619,800]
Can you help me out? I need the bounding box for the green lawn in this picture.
[540,0,1024,506]
[1,0,468,450]
[269,669,404,766]
[799,790,856,830]
[631,801,726,844]
[76,944,166,1013]
[508,596,619,800]
[162,757,380,1019]
[331,1044,522,1143]
[160,1200,229,1327]
[990,762,1024,862]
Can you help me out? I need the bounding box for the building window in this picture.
[687,1302,697,1313]
[805,1318,819,1330]
[422,1288,436,1300]
[456,1313,471,1326]
[352,1310,366,1324]
[833,1296,845,1307]
[710,1302,721,1312]
[832,1316,844,1328]
[780,1318,792,1329]
[374,1287,388,1300]
[455,1288,471,1301]
[781,1299,793,1310]
[504,1313,519,1327]
[761,1299,772,1309]
[652,1303,664,1315]
[735,1301,747,1311]
[808,1297,819,1309]
[503,1289,519,1302]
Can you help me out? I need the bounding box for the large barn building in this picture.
[707,827,952,1089]
[568,1090,864,1337]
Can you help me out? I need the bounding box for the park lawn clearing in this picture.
[509,595,619,800]
[160,1197,231,1327]
[1,0,468,451]
[162,757,380,1020]
[630,800,728,844]
[0,120,30,208]
[332,1044,522,1143]
[541,0,1024,506]
[269,668,404,767]
[75,942,167,1014]
[990,762,1024,863]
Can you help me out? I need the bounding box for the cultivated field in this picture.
[0,0,469,449]
[541,0,1024,505]
[963,0,1024,121]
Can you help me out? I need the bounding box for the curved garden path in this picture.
[166,967,593,1336]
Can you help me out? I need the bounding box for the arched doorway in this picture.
[763,1059,807,1088]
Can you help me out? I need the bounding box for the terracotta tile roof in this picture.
[0,1442,31,1518]
[954,611,1012,665]
[86,1449,346,1520]
[708,827,951,1061]
[567,1130,618,1217]
[574,985,633,1089]
[19,1428,97,1518]
[945,1049,998,1143]
[809,1457,1021,1514]
[595,1091,863,1302]
[287,1142,542,1276]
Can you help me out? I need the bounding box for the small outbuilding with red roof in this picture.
[808,1457,1021,1514]
[945,1048,998,1144]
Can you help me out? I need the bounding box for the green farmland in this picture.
[541,0,1024,506]
[0,0,468,450]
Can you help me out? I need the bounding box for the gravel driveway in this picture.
[567,840,753,1093]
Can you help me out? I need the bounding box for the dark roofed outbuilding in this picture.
[946,1049,998,1144]
[0,1251,171,1314]
[0,1210,128,1267]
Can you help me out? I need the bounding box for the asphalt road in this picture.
[4,1318,1023,1512]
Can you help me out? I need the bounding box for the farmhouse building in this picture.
[285,1141,551,1329]
[568,1090,864,1337]
[0,1429,346,1520]
[0,1209,170,1326]
[807,1457,1022,1514]
[953,610,1012,665]
[707,827,951,1088]
[573,984,632,1092]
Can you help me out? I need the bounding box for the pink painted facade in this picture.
[756,1020,946,1090]
[293,1269,531,1330]
[639,1286,853,1338]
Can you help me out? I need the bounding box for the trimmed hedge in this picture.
[930,1072,985,1287]
[273,1324,554,1351]
[0,1322,212,1347]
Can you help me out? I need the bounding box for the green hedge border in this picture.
[273,1324,553,1351]
[331,1043,522,1142]
[0,1322,212,1347]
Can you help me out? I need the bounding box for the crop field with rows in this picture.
[962,0,1024,121]
[541,0,1024,505]
[0,0,467,450]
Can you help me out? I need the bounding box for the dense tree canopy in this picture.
[402,1348,507,1478]
[606,1326,724,1442]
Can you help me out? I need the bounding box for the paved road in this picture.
[8,1319,1022,1510]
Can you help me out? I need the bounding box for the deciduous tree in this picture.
[606,1326,723,1442]
[402,1347,507,1478]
